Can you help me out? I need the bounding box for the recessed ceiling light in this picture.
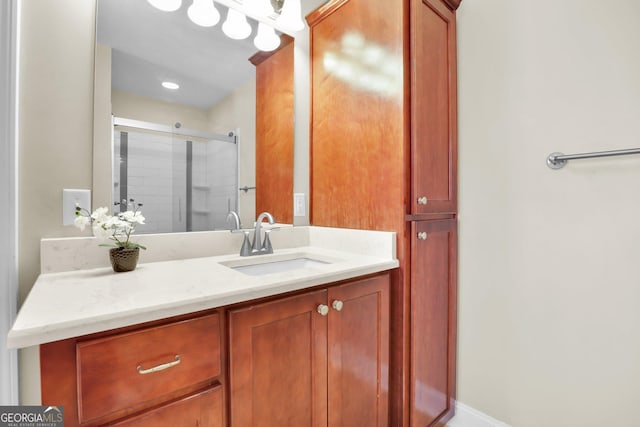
[162,81,180,90]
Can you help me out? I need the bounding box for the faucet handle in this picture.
[262,230,274,254]
[238,230,251,257]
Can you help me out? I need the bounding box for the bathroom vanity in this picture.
[8,226,398,427]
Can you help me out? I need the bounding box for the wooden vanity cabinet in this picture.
[308,0,461,425]
[228,273,390,427]
[40,312,224,427]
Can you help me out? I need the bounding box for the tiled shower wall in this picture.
[114,131,175,234]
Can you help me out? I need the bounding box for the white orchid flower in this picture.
[91,207,111,223]
[92,222,112,240]
[73,215,90,231]
[73,200,146,250]
[132,211,145,225]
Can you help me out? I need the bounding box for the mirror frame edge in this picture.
[92,38,113,212]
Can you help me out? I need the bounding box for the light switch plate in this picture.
[294,193,306,217]
[63,189,91,226]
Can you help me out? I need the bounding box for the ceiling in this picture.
[97,0,327,110]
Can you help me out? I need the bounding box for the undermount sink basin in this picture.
[220,254,333,276]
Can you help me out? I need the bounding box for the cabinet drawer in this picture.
[111,386,223,427]
[76,313,220,423]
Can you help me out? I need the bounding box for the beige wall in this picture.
[292,34,311,226]
[457,0,640,425]
[207,79,257,227]
[18,0,96,403]
[111,90,211,131]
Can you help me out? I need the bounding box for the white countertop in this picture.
[8,227,398,348]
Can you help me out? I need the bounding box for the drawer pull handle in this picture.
[417,196,428,205]
[137,355,181,375]
[332,300,344,312]
[417,232,428,240]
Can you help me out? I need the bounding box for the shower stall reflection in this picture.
[113,120,238,234]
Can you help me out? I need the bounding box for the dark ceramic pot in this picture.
[109,247,140,272]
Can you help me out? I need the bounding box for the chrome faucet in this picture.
[228,211,276,257]
[251,211,275,254]
[226,210,241,230]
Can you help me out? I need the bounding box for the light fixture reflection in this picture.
[276,0,304,32]
[254,22,281,52]
[162,81,180,90]
[187,0,220,27]
[147,0,182,12]
[323,32,403,99]
[222,8,252,40]
[246,0,274,16]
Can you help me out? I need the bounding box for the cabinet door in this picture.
[308,0,405,231]
[229,290,328,427]
[111,386,223,427]
[411,0,458,215]
[328,275,390,427]
[410,219,457,427]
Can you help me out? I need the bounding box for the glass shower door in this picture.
[190,136,239,231]
[114,129,179,234]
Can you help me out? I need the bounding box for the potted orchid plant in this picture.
[74,199,146,272]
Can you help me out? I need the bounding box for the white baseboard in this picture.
[445,402,511,427]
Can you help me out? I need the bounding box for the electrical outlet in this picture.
[63,189,91,226]
[294,193,306,217]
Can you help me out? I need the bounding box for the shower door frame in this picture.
[113,117,236,144]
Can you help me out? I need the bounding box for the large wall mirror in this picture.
[93,0,324,234]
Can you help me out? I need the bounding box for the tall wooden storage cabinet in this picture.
[307,0,461,425]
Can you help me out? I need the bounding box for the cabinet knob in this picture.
[332,300,344,312]
[417,196,428,205]
[417,232,428,240]
[317,304,329,316]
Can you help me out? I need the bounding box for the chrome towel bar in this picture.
[547,148,640,169]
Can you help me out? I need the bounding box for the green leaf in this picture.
[98,243,118,248]
[126,242,147,250]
